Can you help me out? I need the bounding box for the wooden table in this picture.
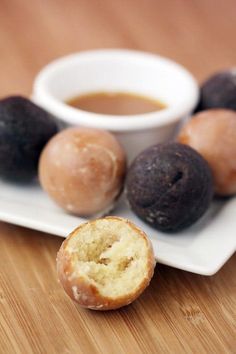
[0,1,235,353]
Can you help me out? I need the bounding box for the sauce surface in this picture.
[67,92,166,115]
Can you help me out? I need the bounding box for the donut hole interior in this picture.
[67,219,151,298]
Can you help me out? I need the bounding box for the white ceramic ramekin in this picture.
[32,49,199,161]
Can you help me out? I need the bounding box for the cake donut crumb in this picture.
[56,216,155,310]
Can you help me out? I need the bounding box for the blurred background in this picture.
[0,0,236,96]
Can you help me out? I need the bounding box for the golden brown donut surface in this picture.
[39,127,126,215]
[178,109,236,196]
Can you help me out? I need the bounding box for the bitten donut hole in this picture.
[67,218,150,298]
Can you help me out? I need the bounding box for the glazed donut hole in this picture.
[57,217,155,310]
[39,127,126,216]
[178,109,236,196]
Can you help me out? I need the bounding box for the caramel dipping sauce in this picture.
[66,92,166,116]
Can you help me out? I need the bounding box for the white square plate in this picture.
[0,180,235,275]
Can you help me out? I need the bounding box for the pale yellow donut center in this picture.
[67,219,152,298]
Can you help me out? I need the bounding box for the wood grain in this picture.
[0,1,235,353]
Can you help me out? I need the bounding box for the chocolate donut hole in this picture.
[126,142,213,232]
[196,69,236,112]
[0,96,58,182]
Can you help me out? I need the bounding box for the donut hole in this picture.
[67,218,151,298]
[126,143,213,232]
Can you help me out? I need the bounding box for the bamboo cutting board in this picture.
[0,1,236,353]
